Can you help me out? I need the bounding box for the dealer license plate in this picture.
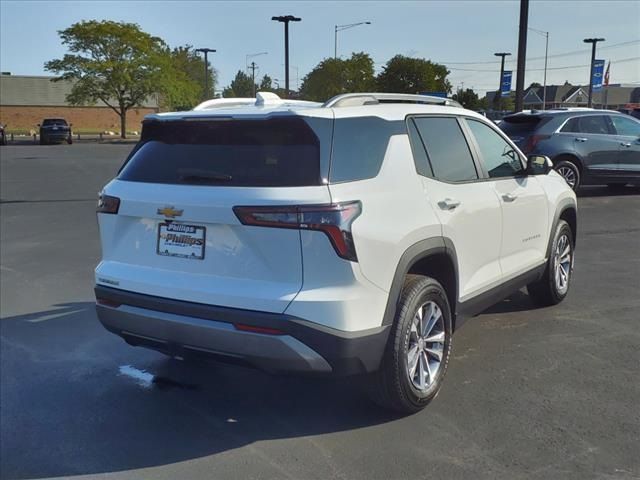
[157,223,205,259]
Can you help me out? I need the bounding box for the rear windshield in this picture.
[118,117,321,187]
[42,119,68,126]
[499,115,548,136]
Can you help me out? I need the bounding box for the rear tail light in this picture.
[234,201,362,261]
[97,193,120,214]
[522,134,550,154]
[96,298,121,308]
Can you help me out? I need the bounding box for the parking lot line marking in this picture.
[118,365,155,388]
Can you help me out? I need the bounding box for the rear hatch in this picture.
[96,115,331,313]
[499,113,551,153]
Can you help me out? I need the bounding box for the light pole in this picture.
[529,27,549,110]
[584,37,605,108]
[195,48,216,100]
[334,21,371,59]
[272,15,301,97]
[494,52,511,110]
[515,0,529,112]
[246,52,268,97]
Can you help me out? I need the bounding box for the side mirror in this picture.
[527,155,553,175]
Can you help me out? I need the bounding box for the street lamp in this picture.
[195,48,216,100]
[494,52,511,110]
[529,27,549,110]
[584,37,605,108]
[246,52,268,69]
[272,15,302,97]
[334,21,371,59]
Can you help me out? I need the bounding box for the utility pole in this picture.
[334,21,371,59]
[584,37,605,108]
[515,0,529,112]
[494,52,511,110]
[195,48,216,100]
[249,61,258,97]
[272,15,301,97]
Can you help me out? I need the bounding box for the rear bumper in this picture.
[95,285,390,376]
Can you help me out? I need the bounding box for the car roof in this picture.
[504,108,623,120]
[146,92,479,123]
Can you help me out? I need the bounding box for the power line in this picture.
[447,56,639,73]
[437,39,640,65]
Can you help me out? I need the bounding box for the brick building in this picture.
[0,74,159,133]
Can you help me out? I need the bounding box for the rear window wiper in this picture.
[178,173,233,184]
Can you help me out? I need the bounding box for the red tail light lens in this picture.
[97,194,120,214]
[522,134,550,154]
[233,201,362,261]
[234,323,285,335]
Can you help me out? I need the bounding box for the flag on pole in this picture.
[604,61,610,86]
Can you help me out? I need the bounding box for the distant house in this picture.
[0,74,159,133]
[485,84,639,111]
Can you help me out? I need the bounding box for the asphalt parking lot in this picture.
[1,143,639,480]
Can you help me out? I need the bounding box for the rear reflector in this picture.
[97,193,120,214]
[234,324,286,335]
[96,298,121,308]
[233,201,362,261]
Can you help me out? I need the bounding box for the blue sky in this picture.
[1,0,638,95]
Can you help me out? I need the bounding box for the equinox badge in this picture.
[157,206,184,218]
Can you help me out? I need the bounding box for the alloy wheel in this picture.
[554,234,572,294]
[406,301,445,392]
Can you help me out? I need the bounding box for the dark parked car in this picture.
[0,124,6,145]
[500,109,640,190]
[39,118,72,145]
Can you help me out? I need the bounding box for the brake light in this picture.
[97,193,120,214]
[522,134,550,154]
[233,201,362,261]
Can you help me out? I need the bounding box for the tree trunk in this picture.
[119,109,127,139]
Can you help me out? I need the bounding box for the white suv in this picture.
[95,92,577,413]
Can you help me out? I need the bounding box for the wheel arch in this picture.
[546,200,578,259]
[552,153,583,173]
[382,238,460,329]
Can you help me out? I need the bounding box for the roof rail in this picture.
[323,93,462,108]
[193,92,322,111]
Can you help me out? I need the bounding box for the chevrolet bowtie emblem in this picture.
[157,206,183,218]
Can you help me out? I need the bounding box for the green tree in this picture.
[45,20,182,138]
[299,52,375,102]
[259,74,274,92]
[452,88,482,110]
[223,70,256,97]
[376,55,451,94]
[167,46,218,109]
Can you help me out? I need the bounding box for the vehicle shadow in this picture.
[577,185,640,198]
[0,303,401,479]
[481,289,539,315]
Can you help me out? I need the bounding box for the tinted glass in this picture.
[42,119,68,126]
[563,115,610,135]
[407,119,433,177]
[119,118,321,187]
[330,117,404,182]
[499,116,544,137]
[413,117,478,182]
[610,115,640,136]
[467,120,524,178]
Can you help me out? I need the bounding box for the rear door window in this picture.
[499,116,543,138]
[562,115,611,135]
[118,117,321,187]
[412,117,478,182]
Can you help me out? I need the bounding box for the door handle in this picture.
[502,193,518,202]
[438,198,461,210]
[575,137,588,142]
[620,142,631,147]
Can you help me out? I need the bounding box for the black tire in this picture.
[368,275,453,414]
[554,159,581,191]
[527,220,574,306]
[67,136,73,145]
